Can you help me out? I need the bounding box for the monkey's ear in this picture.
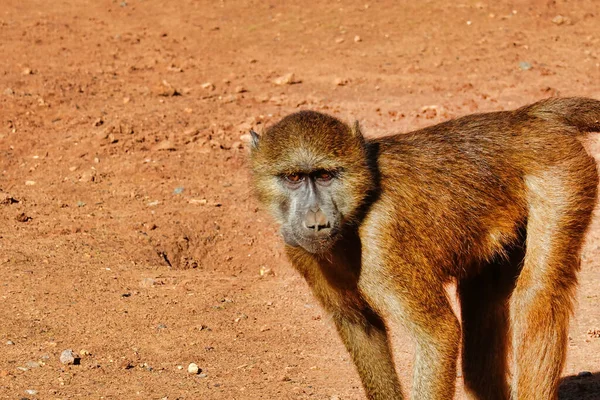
[249,129,260,150]
[351,120,364,139]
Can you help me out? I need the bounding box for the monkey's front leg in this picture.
[332,306,404,400]
[396,283,461,399]
[300,270,404,399]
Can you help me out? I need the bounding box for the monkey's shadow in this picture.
[558,371,600,399]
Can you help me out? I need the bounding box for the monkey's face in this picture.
[250,111,373,254]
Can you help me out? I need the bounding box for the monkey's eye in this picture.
[315,170,334,182]
[285,173,304,183]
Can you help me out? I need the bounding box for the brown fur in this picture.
[250,98,600,399]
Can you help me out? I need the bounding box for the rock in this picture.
[140,278,157,287]
[3,88,14,96]
[551,15,570,25]
[234,85,247,93]
[25,361,40,368]
[119,359,134,369]
[201,82,216,91]
[578,371,592,378]
[354,35,362,42]
[79,349,91,356]
[189,199,208,205]
[273,73,298,85]
[79,169,97,183]
[152,140,176,151]
[93,118,104,127]
[15,212,31,223]
[6,340,15,345]
[187,363,200,374]
[0,194,18,205]
[333,77,349,86]
[22,68,33,75]
[155,80,180,96]
[173,187,184,195]
[335,37,345,44]
[60,349,80,365]
[24,389,38,395]
[519,61,532,71]
[25,180,36,186]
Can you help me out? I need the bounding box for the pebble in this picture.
[25,361,40,368]
[59,349,80,365]
[173,187,184,195]
[519,61,532,71]
[201,82,216,91]
[15,212,31,223]
[22,68,33,75]
[140,277,157,287]
[189,199,208,205]
[25,180,36,186]
[335,37,345,44]
[24,389,37,395]
[152,140,176,151]
[6,340,15,345]
[552,15,570,25]
[234,85,247,93]
[333,77,348,86]
[187,363,200,374]
[354,35,362,42]
[3,88,14,96]
[273,73,297,85]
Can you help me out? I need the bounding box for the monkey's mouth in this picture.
[281,225,340,254]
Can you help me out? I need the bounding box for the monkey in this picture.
[248,97,600,399]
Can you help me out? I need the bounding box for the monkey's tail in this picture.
[524,97,600,133]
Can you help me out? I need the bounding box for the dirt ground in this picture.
[1,0,600,399]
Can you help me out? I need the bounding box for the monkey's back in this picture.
[362,107,598,279]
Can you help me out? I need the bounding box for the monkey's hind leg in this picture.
[458,242,523,400]
[510,165,597,400]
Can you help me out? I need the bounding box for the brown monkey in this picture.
[249,98,600,399]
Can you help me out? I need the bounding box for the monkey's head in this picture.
[250,111,374,254]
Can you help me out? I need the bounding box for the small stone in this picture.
[333,77,349,86]
[173,187,184,195]
[93,118,104,127]
[24,389,38,395]
[189,199,208,205]
[16,212,31,223]
[354,35,362,42]
[77,201,86,207]
[152,140,176,151]
[123,97,130,104]
[552,15,570,25]
[22,68,33,75]
[80,170,97,183]
[519,61,532,71]
[6,340,15,345]
[234,85,247,93]
[25,361,40,368]
[140,278,157,287]
[60,349,80,365]
[119,359,134,369]
[201,82,215,91]
[147,200,160,207]
[25,180,36,186]
[273,73,298,85]
[79,349,90,356]
[578,371,592,378]
[187,363,200,374]
[3,88,14,96]
[335,37,345,44]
